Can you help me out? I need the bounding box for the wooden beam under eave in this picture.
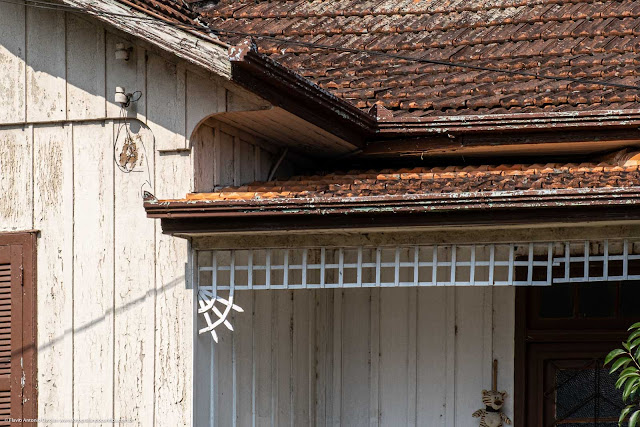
[361,129,640,158]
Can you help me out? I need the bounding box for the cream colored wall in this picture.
[0,4,275,426]
[199,287,515,427]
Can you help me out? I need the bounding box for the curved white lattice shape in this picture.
[198,287,243,342]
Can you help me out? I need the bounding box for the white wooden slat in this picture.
[624,239,629,278]
[254,291,272,426]
[604,239,609,280]
[406,288,417,427]
[154,135,193,426]
[369,288,380,427]
[73,123,114,426]
[0,127,32,231]
[584,241,589,280]
[450,245,457,284]
[66,15,106,120]
[341,289,370,427]
[564,242,570,281]
[26,7,66,122]
[416,287,447,423]
[332,290,342,427]
[33,124,73,422]
[379,288,409,426]
[0,1,26,123]
[113,124,155,426]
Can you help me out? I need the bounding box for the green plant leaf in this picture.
[607,349,627,365]
[629,330,640,343]
[611,356,633,374]
[631,338,640,350]
[620,405,635,425]
[635,346,640,361]
[629,409,640,427]
[629,322,640,331]
[624,342,631,351]
[617,373,639,390]
[623,379,640,401]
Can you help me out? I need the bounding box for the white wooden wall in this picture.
[0,4,274,426]
[198,287,515,426]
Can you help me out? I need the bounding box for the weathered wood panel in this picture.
[147,54,186,151]
[73,122,114,426]
[193,125,216,193]
[205,286,515,426]
[33,124,74,424]
[154,150,193,426]
[113,124,156,426]
[0,2,26,123]
[26,8,66,121]
[66,15,106,120]
[0,127,32,231]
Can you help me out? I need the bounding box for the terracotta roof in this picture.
[175,162,640,200]
[196,0,640,119]
[145,159,640,224]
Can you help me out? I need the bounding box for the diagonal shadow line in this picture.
[12,275,187,357]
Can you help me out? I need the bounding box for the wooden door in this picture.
[0,233,36,426]
[517,279,640,426]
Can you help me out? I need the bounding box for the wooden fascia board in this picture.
[157,205,640,235]
[377,109,640,135]
[362,128,640,157]
[59,0,231,79]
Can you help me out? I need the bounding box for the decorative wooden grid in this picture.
[196,239,640,339]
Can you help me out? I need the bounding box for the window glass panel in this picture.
[578,282,615,318]
[540,283,573,318]
[554,364,624,426]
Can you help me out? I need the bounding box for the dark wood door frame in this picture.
[0,232,37,423]
[515,285,638,426]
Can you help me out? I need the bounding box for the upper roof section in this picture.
[196,0,640,119]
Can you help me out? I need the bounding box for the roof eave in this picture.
[377,109,640,135]
[228,40,377,146]
[145,187,640,234]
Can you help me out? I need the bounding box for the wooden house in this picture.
[1,0,640,425]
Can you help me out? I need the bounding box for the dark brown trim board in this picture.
[0,232,37,423]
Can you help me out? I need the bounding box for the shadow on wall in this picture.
[15,274,186,358]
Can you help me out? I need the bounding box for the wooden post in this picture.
[492,359,498,391]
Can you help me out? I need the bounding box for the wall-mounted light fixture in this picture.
[115,42,132,61]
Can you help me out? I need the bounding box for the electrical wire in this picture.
[3,0,640,91]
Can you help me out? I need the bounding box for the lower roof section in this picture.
[145,158,640,233]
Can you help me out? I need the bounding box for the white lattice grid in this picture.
[196,240,640,338]
[198,240,640,290]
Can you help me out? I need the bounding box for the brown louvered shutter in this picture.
[0,245,22,426]
[0,234,36,426]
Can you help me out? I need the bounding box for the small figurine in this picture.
[472,389,512,427]
[473,359,512,427]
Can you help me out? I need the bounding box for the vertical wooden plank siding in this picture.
[0,127,32,231]
[154,149,193,427]
[113,125,156,426]
[65,15,106,120]
[0,4,277,426]
[0,1,26,123]
[33,125,74,422]
[73,122,115,426]
[208,287,515,426]
[25,7,66,122]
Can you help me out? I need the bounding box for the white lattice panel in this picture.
[196,239,640,338]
